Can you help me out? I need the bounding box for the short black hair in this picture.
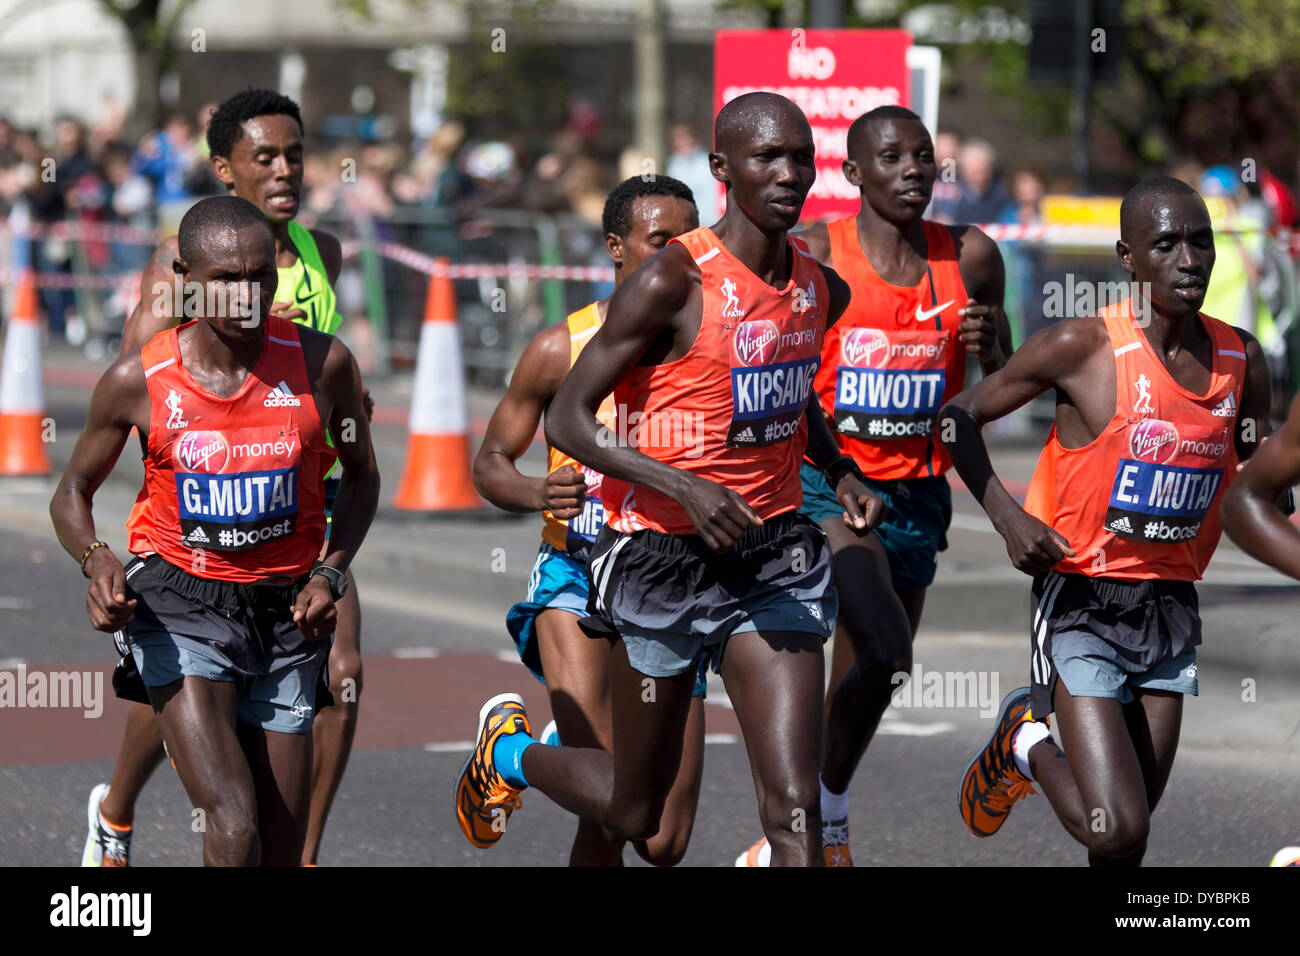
[846,105,925,159]
[1120,176,1206,241]
[602,175,697,238]
[178,195,272,267]
[207,89,303,159]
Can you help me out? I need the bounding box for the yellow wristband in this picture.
[80,540,109,572]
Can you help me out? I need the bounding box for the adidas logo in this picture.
[1211,393,1237,417]
[840,416,859,433]
[186,526,210,544]
[264,380,302,408]
[734,426,755,443]
[1108,515,1134,534]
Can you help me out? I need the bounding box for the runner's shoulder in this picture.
[516,321,575,396]
[1024,315,1110,371]
[792,222,831,264]
[946,222,1003,271]
[618,242,698,313]
[99,347,148,403]
[309,228,343,283]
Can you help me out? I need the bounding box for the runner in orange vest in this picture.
[737,105,1012,866]
[455,92,885,866]
[472,175,706,865]
[50,196,379,865]
[939,177,1271,864]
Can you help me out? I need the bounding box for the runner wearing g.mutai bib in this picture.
[51,197,378,866]
[940,177,1271,866]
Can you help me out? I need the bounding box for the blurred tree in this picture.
[99,0,198,136]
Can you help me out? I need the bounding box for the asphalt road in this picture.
[1,349,1298,866]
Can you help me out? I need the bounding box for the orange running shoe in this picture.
[455,693,532,849]
[959,686,1038,838]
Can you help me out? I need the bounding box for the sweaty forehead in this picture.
[235,115,302,151]
[1134,193,1211,237]
[716,97,810,153]
[190,224,274,270]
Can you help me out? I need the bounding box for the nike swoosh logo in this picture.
[915,300,954,323]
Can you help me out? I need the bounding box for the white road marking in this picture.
[704,734,740,745]
[0,597,31,609]
[392,647,440,658]
[493,649,522,664]
[0,657,27,668]
[424,741,474,753]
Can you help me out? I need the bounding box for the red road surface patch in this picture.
[0,654,740,766]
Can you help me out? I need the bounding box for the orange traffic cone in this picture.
[0,269,51,475]
[392,263,480,511]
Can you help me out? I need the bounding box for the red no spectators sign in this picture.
[714,29,912,222]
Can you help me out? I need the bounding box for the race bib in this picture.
[1104,419,1230,543]
[566,465,607,549]
[172,426,302,552]
[834,327,948,441]
[727,318,819,447]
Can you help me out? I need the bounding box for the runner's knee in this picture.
[1085,812,1149,861]
[758,780,819,836]
[206,806,260,865]
[329,652,362,699]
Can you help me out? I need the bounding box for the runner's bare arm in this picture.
[1222,389,1300,579]
[314,335,380,575]
[474,322,585,516]
[49,354,151,631]
[120,236,182,355]
[294,334,380,638]
[939,319,1105,574]
[312,229,343,286]
[952,225,1012,373]
[1231,327,1272,463]
[546,244,762,551]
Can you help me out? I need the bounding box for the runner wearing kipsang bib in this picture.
[123,315,337,732]
[1022,298,1246,718]
[590,226,837,680]
[801,217,966,588]
[506,302,723,692]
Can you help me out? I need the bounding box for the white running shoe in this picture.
[81,783,131,867]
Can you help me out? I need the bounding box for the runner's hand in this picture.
[997,509,1074,576]
[84,549,137,633]
[362,386,374,422]
[834,474,887,534]
[293,577,338,640]
[269,300,308,324]
[542,464,586,519]
[678,474,763,552]
[957,298,1003,365]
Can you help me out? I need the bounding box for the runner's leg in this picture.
[99,701,166,825]
[535,608,626,866]
[240,721,315,867]
[521,637,695,842]
[1031,683,1153,866]
[634,694,705,867]
[302,572,362,864]
[148,676,260,866]
[723,629,825,867]
[819,521,912,794]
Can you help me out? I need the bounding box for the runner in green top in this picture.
[85,90,368,868]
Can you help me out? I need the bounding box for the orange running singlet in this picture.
[815,217,970,480]
[134,316,337,583]
[603,226,828,535]
[540,302,616,553]
[1023,299,1245,581]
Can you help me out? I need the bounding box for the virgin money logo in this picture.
[734,319,781,367]
[1130,419,1179,464]
[842,328,890,367]
[580,464,604,494]
[174,431,229,474]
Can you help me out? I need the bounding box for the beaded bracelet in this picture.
[79,540,109,572]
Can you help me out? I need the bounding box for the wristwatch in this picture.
[824,455,865,489]
[309,564,349,599]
